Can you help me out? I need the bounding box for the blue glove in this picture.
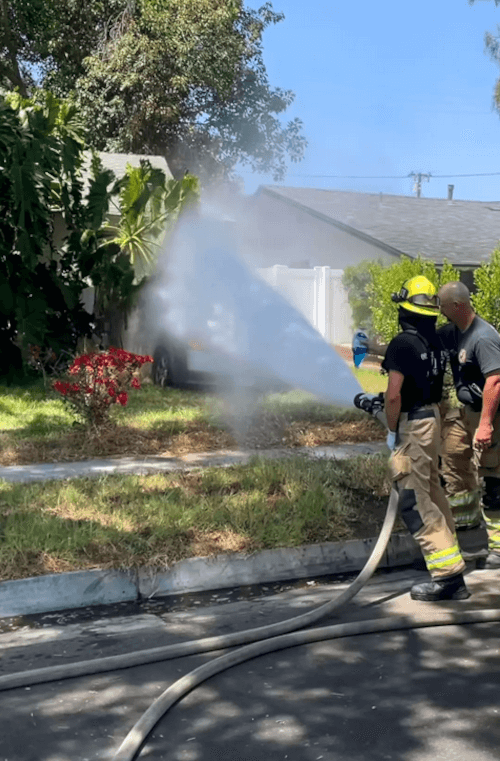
[386,431,397,451]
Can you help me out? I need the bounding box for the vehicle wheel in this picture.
[168,347,189,387]
[153,346,171,387]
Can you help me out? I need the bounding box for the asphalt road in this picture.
[1,566,500,761]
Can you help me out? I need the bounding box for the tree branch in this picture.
[0,0,28,96]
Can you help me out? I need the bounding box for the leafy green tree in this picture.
[106,162,199,281]
[0,92,130,377]
[0,0,125,96]
[472,248,500,331]
[342,259,384,334]
[0,88,200,380]
[366,256,460,343]
[96,160,200,345]
[1,0,306,183]
[0,90,96,379]
[469,1,500,114]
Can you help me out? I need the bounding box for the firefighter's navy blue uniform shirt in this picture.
[382,331,444,413]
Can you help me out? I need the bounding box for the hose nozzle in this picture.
[354,392,387,427]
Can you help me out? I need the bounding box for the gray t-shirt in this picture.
[456,316,500,405]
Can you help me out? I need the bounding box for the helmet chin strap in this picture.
[398,308,437,338]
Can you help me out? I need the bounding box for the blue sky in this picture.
[237,0,500,201]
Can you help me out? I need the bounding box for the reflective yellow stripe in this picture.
[453,508,481,525]
[426,553,463,570]
[448,491,478,508]
[426,543,461,562]
[425,544,462,570]
[484,514,500,551]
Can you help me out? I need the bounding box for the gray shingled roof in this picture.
[80,151,172,198]
[259,186,500,267]
[96,152,171,179]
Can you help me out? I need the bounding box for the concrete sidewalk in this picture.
[0,441,385,483]
[0,440,487,619]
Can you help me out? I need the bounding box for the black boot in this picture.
[476,551,500,570]
[410,573,470,601]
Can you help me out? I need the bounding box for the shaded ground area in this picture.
[1,568,499,761]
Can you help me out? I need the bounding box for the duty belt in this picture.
[407,406,436,421]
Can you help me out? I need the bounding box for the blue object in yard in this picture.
[352,329,369,367]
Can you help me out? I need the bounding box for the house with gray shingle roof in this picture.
[99,153,172,230]
[97,152,172,181]
[81,152,172,216]
[243,186,500,278]
[54,150,171,245]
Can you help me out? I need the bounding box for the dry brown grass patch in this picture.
[0,415,384,467]
[186,528,257,556]
[283,418,385,447]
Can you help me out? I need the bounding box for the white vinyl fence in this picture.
[101,264,353,354]
[257,265,353,346]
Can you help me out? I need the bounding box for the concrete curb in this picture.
[0,532,422,618]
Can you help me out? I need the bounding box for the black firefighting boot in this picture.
[476,551,500,570]
[410,572,470,602]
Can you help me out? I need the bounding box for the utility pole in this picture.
[408,172,431,198]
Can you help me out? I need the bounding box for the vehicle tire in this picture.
[168,347,189,387]
[152,345,171,387]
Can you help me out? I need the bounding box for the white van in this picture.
[150,215,285,393]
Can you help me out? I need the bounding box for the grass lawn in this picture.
[0,367,392,581]
[0,371,386,466]
[0,454,393,581]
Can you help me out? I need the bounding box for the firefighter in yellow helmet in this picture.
[383,275,469,601]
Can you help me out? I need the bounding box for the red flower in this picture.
[108,385,116,397]
[117,392,128,406]
[131,378,141,389]
[53,380,70,396]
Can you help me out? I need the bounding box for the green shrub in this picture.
[472,248,500,331]
[366,257,459,343]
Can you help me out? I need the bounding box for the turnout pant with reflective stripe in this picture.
[389,404,465,579]
[440,404,481,529]
[461,406,500,555]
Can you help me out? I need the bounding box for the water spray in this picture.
[146,210,363,409]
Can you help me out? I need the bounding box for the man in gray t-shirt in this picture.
[438,282,500,568]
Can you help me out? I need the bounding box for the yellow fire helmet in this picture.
[391,275,440,317]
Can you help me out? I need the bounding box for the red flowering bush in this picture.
[53,347,153,428]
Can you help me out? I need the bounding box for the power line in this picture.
[287,171,500,179]
[431,172,500,178]
[288,174,409,179]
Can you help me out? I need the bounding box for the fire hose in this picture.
[2,392,500,760]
